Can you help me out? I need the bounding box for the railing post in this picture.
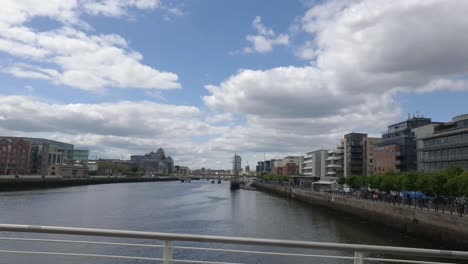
[354,251,365,264]
[163,240,173,264]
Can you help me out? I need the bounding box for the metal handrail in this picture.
[0,224,467,263]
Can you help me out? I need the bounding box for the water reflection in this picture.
[0,181,455,264]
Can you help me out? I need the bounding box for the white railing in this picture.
[0,224,467,264]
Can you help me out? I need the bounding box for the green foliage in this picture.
[87,171,99,176]
[259,174,289,183]
[445,165,464,177]
[380,176,397,192]
[415,174,432,194]
[340,166,467,197]
[401,172,418,191]
[124,171,144,177]
[346,176,361,189]
[369,176,382,189]
[337,177,346,185]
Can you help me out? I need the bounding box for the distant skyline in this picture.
[1,0,468,169]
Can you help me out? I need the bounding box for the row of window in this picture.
[423,132,468,147]
[0,147,27,153]
[419,160,468,171]
[455,119,468,128]
[0,158,26,163]
[420,147,468,159]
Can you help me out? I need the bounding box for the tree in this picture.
[346,176,360,189]
[337,177,346,186]
[432,172,449,196]
[369,176,383,189]
[416,174,432,194]
[445,165,464,178]
[401,172,419,191]
[444,175,462,197]
[380,176,398,192]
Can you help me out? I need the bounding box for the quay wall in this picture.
[0,177,180,191]
[254,182,468,248]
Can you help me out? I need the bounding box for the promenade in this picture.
[254,182,468,249]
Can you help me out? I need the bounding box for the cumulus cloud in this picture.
[242,16,289,54]
[0,0,180,91]
[0,95,234,168]
[0,95,227,138]
[82,0,160,17]
[205,0,468,158]
[205,113,236,124]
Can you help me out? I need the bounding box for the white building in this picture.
[325,144,344,180]
[87,161,98,172]
[302,150,328,181]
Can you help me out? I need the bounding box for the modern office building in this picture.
[131,148,174,175]
[256,161,264,174]
[343,133,367,177]
[302,150,328,181]
[233,154,242,175]
[374,117,434,174]
[342,133,381,177]
[73,149,89,165]
[325,143,344,179]
[256,159,278,174]
[415,114,468,172]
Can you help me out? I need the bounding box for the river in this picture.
[0,180,448,264]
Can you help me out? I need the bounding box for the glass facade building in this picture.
[73,149,89,164]
[376,117,433,173]
[417,114,468,172]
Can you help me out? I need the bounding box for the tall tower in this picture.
[233,154,242,175]
[230,153,241,190]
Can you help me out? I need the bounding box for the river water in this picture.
[0,181,449,264]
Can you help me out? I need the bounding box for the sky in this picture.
[1,0,468,169]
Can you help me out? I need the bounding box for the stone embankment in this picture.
[0,176,179,191]
[253,182,468,248]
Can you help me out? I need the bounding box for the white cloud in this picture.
[0,0,180,91]
[205,0,468,160]
[24,85,34,93]
[0,95,236,168]
[295,41,315,60]
[166,7,184,17]
[0,95,226,138]
[82,0,160,17]
[241,16,289,54]
[145,91,167,100]
[205,113,236,124]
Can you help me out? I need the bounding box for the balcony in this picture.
[326,164,342,168]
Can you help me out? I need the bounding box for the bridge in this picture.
[0,224,467,264]
[176,174,256,181]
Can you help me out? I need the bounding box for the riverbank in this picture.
[0,176,180,191]
[253,182,468,249]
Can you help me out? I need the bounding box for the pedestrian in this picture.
[434,197,439,213]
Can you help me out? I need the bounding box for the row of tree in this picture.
[337,166,468,197]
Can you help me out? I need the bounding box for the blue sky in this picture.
[1,0,467,169]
